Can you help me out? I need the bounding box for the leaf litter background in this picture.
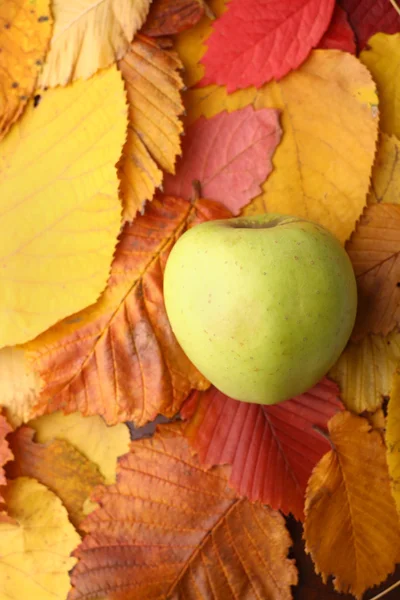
[0,0,400,599]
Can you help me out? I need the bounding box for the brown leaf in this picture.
[142,0,205,36]
[69,423,298,600]
[346,204,400,339]
[0,412,13,504]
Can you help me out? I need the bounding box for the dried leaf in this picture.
[304,412,400,599]
[24,197,230,426]
[0,477,80,600]
[142,0,205,36]
[0,0,52,140]
[181,379,343,520]
[164,106,282,214]
[339,0,400,51]
[360,33,400,139]
[199,0,335,91]
[6,427,104,528]
[0,67,127,348]
[185,51,379,244]
[368,133,400,205]
[28,412,130,484]
[0,412,13,504]
[346,204,400,339]
[329,331,400,413]
[118,35,184,222]
[386,369,400,516]
[317,4,356,53]
[39,0,151,87]
[69,423,298,600]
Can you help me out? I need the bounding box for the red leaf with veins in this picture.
[318,5,356,53]
[339,0,400,51]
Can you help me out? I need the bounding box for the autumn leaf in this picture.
[304,412,400,599]
[164,106,282,214]
[69,423,298,600]
[39,0,151,87]
[0,477,80,600]
[6,427,104,528]
[185,50,378,243]
[28,412,130,484]
[181,379,343,520]
[142,0,205,36]
[0,66,127,348]
[360,33,400,139]
[23,197,230,426]
[317,4,356,54]
[329,331,400,413]
[0,0,52,140]
[386,369,400,516]
[0,412,13,504]
[199,0,335,91]
[368,133,400,205]
[339,0,400,51]
[346,203,400,339]
[118,35,184,222]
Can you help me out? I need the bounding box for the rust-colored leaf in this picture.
[69,423,298,600]
[181,379,343,520]
[0,412,13,504]
[346,203,400,339]
[24,197,230,426]
[142,0,205,36]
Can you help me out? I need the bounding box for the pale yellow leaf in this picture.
[184,50,378,244]
[0,477,80,600]
[387,369,400,516]
[368,133,400,205]
[0,66,127,347]
[329,331,400,413]
[39,0,151,87]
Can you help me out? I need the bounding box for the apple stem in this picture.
[312,425,335,450]
[191,180,202,203]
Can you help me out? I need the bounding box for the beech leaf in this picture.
[181,378,343,520]
[387,369,400,517]
[304,412,400,599]
[69,423,298,600]
[317,5,356,54]
[164,106,282,214]
[339,0,400,51]
[368,133,400,205]
[141,0,205,36]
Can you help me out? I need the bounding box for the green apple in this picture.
[164,213,357,404]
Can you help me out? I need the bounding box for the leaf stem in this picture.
[369,579,400,600]
[389,0,400,16]
[191,180,202,202]
[312,425,335,450]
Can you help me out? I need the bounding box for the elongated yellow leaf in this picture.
[0,66,127,347]
[329,331,400,413]
[387,369,400,516]
[185,51,378,243]
[0,477,80,600]
[368,133,400,205]
[39,0,151,87]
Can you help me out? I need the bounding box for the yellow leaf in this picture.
[0,347,42,427]
[0,66,127,348]
[0,477,80,600]
[39,0,151,87]
[360,33,400,139]
[118,35,184,222]
[184,51,378,244]
[387,369,400,516]
[329,331,400,413]
[0,0,52,140]
[304,412,400,599]
[368,133,400,205]
[28,411,130,484]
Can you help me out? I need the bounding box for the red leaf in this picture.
[199,0,336,91]
[339,0,400,51]
[181,378,344,520]
[163,106,282,214]
[318,5,356,53]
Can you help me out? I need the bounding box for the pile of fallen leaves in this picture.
[0,0,400,598]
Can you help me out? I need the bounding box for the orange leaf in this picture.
[142,0,205,36]
[25,196,230,426]
[0,412,13,504]
[346,203,400,339]
[304,412,400,599]
[69,423,298,600]
[118,36,184,222]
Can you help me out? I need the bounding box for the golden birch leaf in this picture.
[329,331,400,413]
[118,35,184,222]
[0,0,52,140]
[39,0,151,88]
[0,66,127,348]
[386,369,400,516]
[360,33,400,139]
[0,477,80,600]
[27,411,130,484]
[368,133,400,205]
[304,412,400,599]
[184,50,378,244]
